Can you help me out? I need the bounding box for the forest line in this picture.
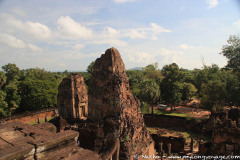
[0,35,239,117]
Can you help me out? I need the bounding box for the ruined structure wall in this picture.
[88,48,126,121]
[211,109,240,155]
[57,73,88,120]
[151,134,185,153]
[0,121,101,160]
[1,109,56,124]
[143,114,207,133]
[88,48,155,159]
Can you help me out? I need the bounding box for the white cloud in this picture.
[160,48,183,64]
[72,44,84,50]
[124,29,147,39]
[77,52,101,58]
[25,21,52,40]
[0,13,52,41]
[126,23,171,40]
[11,8,27,17]
[0,13,23,30]
[83,21,102,26]
[59,63,66,67]
[102,27,121,38]
[179,44,194,49]
[205,0,219,9]
[128,52,155,64]
[27,44,42,51]
[0,13,171,48]
[0,34,41,51]
[91,39,127,47]
[62,52,101,60]
[114,0,137,3]
[150,23,171,33]
[121,47,185,69]
[233,19,240,30]
[57,16,93,40]
[123,23,171,40]
[0,34,26,48]
[102,23,171,40]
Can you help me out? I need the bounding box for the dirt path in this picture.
[175,106,211,119]
[153,98,211,119]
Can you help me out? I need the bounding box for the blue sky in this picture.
[0,0,239,71]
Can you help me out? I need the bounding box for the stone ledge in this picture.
[0,121,79,160]
[33,130,79,158]
[0,144,34,160]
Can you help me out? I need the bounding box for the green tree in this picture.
[143,63,163,84]
[220,35,240,107]
[4,84,21,114]
[127,70,144,85]
[63,70,68,74]
[18,79,58,111]
[193,64,222,94]
[225,71,240,106]
[85,61,95,90]
[180,82,197,101]
[0,90,8,116]
[2,63,20,84]
[161,63,184,111]
[180,68,195,84]
[200,80,227,111]
[127,70,144,98]
[17,68,58,112]
[23,68,55,80]
[161,81,182,110]
[87,61,95,75]
[0,71,6,90]
[221,35,240,72]
[139,79,160,114]
[161,63,185,82]
[142,62,158,72]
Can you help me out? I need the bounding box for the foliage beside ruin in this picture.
[1,35,240,117]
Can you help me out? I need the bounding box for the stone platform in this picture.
[0,121,101,160]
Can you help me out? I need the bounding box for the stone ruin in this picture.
[88,48,155,159]
[88,47,127,120]
[0,48,155,160]
[0,121,100,160]
[211,108,240,155]
[57,73,88,121]
[5,48,240,159]
[57,47,155,159]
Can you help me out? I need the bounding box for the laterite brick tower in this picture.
[89,48,155,159]
[58,73,88,121]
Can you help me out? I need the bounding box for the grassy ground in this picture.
[147,127,211,143]
[153,109,192,120]
[175,129,211,143]
[29,117,53,125]
[147,127,158,134]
